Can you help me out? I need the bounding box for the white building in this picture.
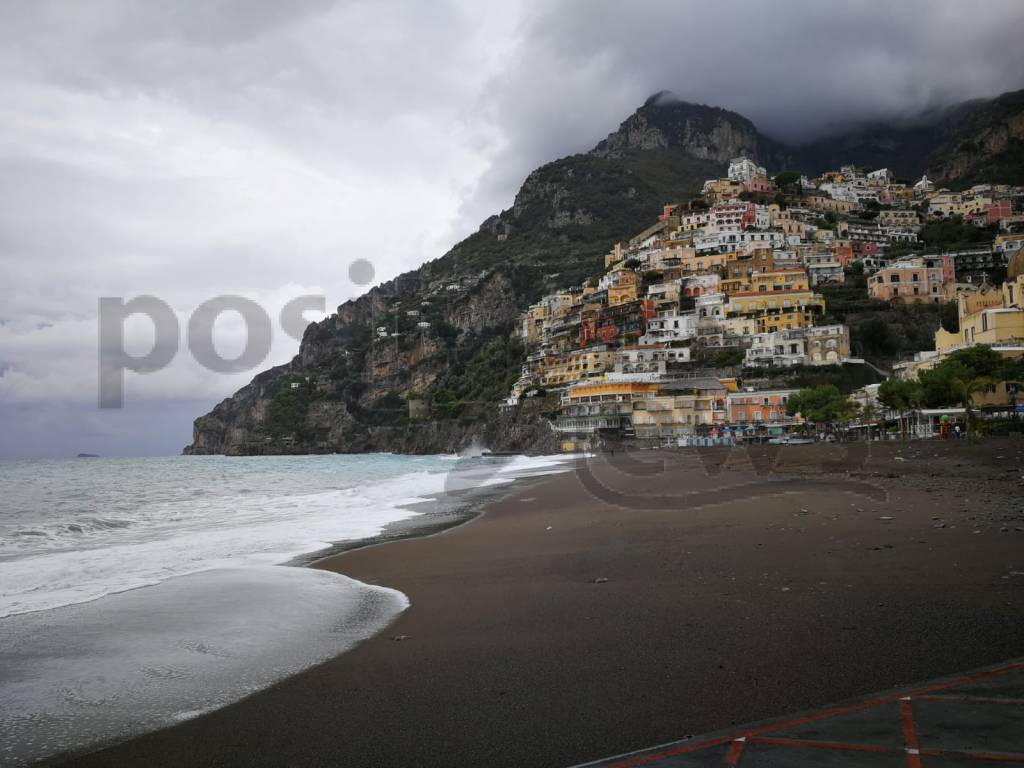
[606,345,692,381]
[695,292,727,321]
[913,175,935,198]
[727,156,766,183]
[805,253,845,286]
[745,329,806,368]
[639,309,698,345]
[694,229,785,254]
[867,168,892,186]
[745,325,849,368]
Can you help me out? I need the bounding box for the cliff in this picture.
[184,90,1024,455]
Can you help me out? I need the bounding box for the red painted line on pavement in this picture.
[597,661,1024,768]
[724,738,745,766]
[900,699,922,768]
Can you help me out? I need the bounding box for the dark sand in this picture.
[61,440,1024,767]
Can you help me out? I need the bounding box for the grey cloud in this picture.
[454,0,1024,235]
[1,0,1021,457]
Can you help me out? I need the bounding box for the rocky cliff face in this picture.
[184,90,1024,456]
[924,90,1024,186]
[787,89,1024,186]
[593,92,779,165]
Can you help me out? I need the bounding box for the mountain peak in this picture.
[643,90,681,107]
[592,95,770,165]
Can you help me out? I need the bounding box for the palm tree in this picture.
[878,379,922,440]
[860,402,878,440]
[951,375,992,438]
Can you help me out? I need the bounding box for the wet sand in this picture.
[60,440,1024,767]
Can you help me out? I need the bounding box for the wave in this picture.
[0,454,575,618]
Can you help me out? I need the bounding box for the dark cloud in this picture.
[457,0,1024,233]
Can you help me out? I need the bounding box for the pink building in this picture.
[933,253,955,284]
[711,201,756,231]
[745,174,774,195]
[854,241,883,258]
[834,242,855,267]
[979,199,1013,226]
[868,258,949,304]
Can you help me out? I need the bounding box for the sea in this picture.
[0,452,574,765]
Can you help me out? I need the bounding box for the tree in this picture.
[786,385,859,430]
[918,346,1024,403]
[919,216,994,251]
[773,170,801,191]
[918,362,990,436]
[939,300,960,334]
[431,388,462,418]
[954,376,992,436]
[860,401,880,440]
[265,378,312,437]
[877,379,922,439]
[641,270,662,285]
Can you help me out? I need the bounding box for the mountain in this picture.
[789,91,1024,185]
[924,89,1024,185]
[184,90,1024,456]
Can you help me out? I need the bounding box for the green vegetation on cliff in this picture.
[820,269,945,364]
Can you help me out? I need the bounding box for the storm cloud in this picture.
[1,0,1022,457]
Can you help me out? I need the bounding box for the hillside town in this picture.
[504,158,1024,448]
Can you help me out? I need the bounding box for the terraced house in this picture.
[507,155,1020,442]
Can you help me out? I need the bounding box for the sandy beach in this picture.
[60,440,1024,768]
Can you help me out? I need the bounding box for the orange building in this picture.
[727,389,801,425]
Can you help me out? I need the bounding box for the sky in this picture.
[1,0,1023,458]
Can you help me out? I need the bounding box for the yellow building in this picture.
[935,267,1024,354]
[521,303,548,344]
[564,380,660,401]
[555,381,661,434]
[605,242,625,269]
[727,290,826,333]
[630,379,730,438]
[678,249,731,274]
[720,315,758,337]
[902,257,1024,397]
[607,270,641,306]
[721,269,809,297]
[538,347,616,388]
[702,179,745,204]
[806,195,856,215]
[630,392,714,437]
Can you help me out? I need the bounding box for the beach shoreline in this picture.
[60,440,1024,768]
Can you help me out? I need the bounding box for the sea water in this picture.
[0,453,572,764]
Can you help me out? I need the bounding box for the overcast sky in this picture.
[2,0,1023,458]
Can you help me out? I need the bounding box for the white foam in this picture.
[0,470,441,618]
[0,454,576,618]
[0,566,408,766]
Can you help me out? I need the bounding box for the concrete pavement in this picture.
[576,659,1024,767]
